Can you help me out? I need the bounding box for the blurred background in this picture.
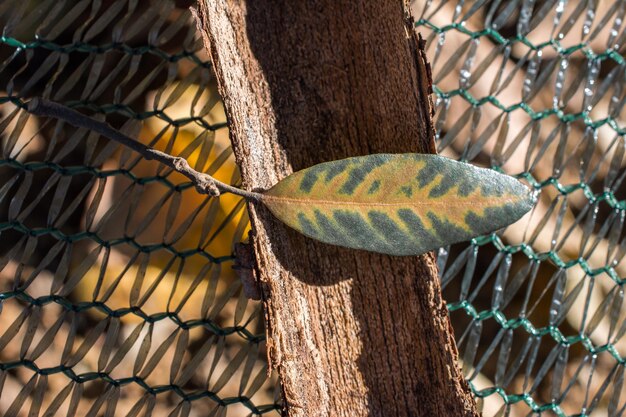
[0,0,624,416]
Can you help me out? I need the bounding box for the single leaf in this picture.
[260,153,533,256]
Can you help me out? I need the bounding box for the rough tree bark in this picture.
[195,1,479,416]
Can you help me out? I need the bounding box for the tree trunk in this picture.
[195,1,479,416]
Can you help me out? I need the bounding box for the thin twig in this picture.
[27,98,262,201]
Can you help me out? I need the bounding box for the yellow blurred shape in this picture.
[73,256,237,324]
[74,81,251,321]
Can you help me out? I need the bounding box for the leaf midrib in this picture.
[262,194,522,208]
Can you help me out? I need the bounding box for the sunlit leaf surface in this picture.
[262,154,533,255]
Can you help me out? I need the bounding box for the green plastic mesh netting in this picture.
[0,0,624,416]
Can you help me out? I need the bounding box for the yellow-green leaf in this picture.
[260,154,533,256]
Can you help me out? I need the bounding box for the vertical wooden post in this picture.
[195,1,478,416]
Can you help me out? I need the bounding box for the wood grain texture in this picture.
[195,1,479,415]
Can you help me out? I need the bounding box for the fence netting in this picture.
[0,0,624,416]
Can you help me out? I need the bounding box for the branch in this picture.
[27,98,262,201]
